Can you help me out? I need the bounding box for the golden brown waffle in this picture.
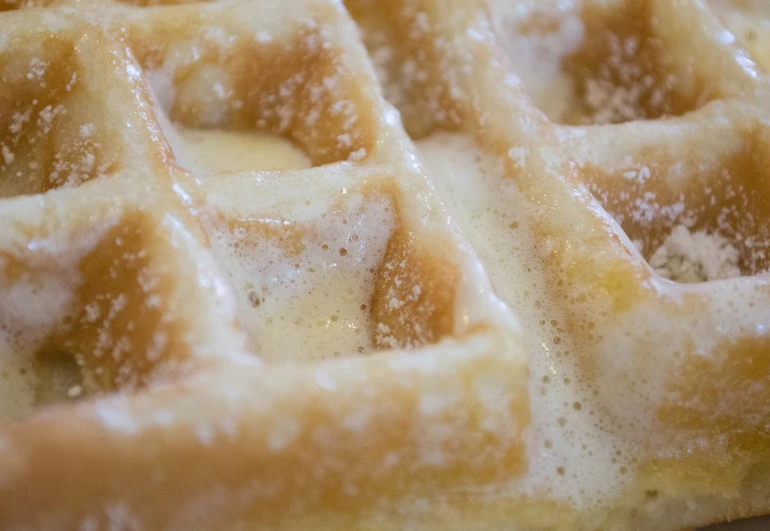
[0,0,769,529]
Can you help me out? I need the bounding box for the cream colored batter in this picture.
[416,132,770,530]
[171,127,311,174]
[416,133,631,506]
[710,0,770,69]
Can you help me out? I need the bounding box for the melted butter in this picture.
[0,347,80,421]
[415,133,637,508]
[244,269,374,362]
[209,194,394,363]
[170,126,312,174]
[416,133,770,529]
[0,342,40,421]
[0,252,83,420]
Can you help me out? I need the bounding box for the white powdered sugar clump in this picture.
[582,77,646,124]
[645,225,741,283]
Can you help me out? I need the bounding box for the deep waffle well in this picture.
[0,0,768,529]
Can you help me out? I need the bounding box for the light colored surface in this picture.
[710,0,770,69]
[168,127,381,362]
[207,191,394,362]
[0,0,769,528]
[417,133,635,503]
[488,0,584,122]
[171,127,311,173]
[643,226,742,283]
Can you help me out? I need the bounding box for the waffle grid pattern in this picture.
[0,0,769,529]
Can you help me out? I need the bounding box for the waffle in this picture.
[0,0,768,528]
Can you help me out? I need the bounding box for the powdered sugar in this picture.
[643,225,742,283]
[574,33,673,124]
[489,0,584,122]
[488,0,689,124]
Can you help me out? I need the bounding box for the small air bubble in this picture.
[67,385,83,398]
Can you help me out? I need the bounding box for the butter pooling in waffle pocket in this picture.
[0,0,769,529]
[0,0,532,528]
[350,0,770,528]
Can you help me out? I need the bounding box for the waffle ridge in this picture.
[0,0,769,529]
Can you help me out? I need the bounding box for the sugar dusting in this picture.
[641,225,742,283]
[0,56,107,197]
[488,0,584,122]
[489,0,677,124]
[0,0,767,527]
[574,31,674,125]
[146,20,372,166]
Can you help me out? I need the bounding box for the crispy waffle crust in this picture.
[0,0,769,529]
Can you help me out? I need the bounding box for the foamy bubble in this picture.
[207,192,395,363]
[416,132,643,510]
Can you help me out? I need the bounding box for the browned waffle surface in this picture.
[0,0,769,529]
